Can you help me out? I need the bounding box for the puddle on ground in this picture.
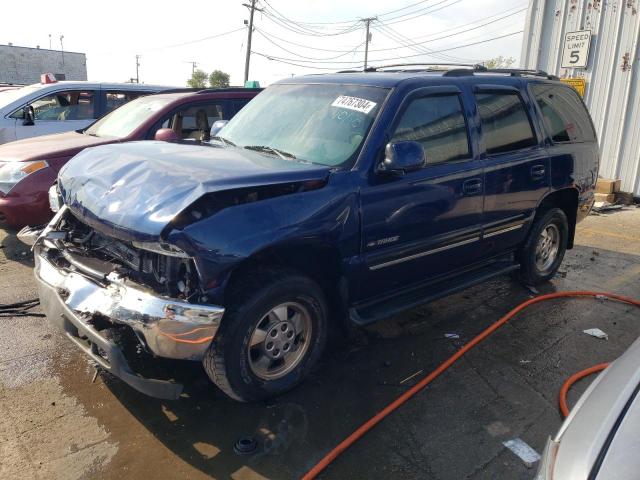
[0,327,118,480]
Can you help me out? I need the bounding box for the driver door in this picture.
[15,89,97,140]
[358,86,485,301]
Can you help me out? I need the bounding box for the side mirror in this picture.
[154,128,180,142]
[210,119,228,138]
[23,105,35,126]
[377,141,426,175]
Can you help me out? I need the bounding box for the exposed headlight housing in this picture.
[48,183,63,212]
[0,160,48,194]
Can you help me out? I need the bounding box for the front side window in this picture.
[475,91,537,155]
[531,84,596,143]
[391,93,470,165]
[30,90,96,121]
[156,102,226,140]
[219,84,389,167]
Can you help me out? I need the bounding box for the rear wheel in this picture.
[203,268,328,402]
[518,208,568,285]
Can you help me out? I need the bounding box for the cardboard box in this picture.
[594,193,615,203]
[596,178,621,194]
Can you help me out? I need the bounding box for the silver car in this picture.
[536,336,640,479]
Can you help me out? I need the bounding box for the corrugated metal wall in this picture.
[521,0,640,196]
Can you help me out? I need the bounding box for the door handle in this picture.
[531,165,546,178]
[462,178,483,195]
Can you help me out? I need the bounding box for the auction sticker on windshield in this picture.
[331,96,377,114]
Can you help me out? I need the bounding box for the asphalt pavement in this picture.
[0,207,639,480]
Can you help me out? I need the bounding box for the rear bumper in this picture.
[35,249,225,399]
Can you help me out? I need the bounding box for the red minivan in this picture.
[0,88,261,229]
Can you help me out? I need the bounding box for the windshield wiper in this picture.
[211,135,235,147]
[243,145,296,160]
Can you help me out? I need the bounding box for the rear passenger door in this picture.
[100,90,148,116]
[474,85,549,256]
[359,86,485,300]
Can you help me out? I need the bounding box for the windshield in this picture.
[84,95,173,138]
[219,83,389,167]
[0,85,43,109]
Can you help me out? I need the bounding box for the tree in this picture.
[483,56,516,69]
[209,70,230,88]
[187,69,208,88]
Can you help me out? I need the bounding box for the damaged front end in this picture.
[34,206,224,399]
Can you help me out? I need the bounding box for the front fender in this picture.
[167,171,361,300]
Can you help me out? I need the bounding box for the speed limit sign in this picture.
[561,30,592,69]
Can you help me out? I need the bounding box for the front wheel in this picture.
[203,268,328,402]
[518,208,568,285]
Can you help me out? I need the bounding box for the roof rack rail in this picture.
[155,88,202,94]
[157,87,263,95]
[196,87,263,94]
[363,63,487,73]
[443,68,559,80]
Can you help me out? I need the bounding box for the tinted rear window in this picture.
[475,91,537,155]
[531,84,596,143]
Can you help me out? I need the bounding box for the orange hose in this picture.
[558,363,610,418]
[302,291,640,480]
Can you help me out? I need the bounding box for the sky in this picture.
[4,0,529,87]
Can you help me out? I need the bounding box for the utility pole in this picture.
[243,0,263,84]
[361,17,376,70]
[135,55,140,83]
[59,35,65,66]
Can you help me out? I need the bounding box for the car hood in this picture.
[0,130,112,162]
[59,141,331,240]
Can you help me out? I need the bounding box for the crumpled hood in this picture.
[59,141,330,240]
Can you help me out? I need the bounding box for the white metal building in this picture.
[521,0,640,196]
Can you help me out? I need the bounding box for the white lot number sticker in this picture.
[331,95,377,114]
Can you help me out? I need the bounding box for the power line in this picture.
[377,20,467,62]
[378,0,463,25]
[138,27,245,53]
[261,10,361,37]
[258,0,447,27]
[373,22,473,63]
[252,50,362,70]
[373,7,526,49]
[254,30,523,65]
[254,28,364,60]
[252,6,526,54]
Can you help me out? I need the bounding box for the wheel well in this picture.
[224,243,348,322]
[537,189,579,248]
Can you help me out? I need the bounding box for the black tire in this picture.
[518,207,568,285]
[203,267,328,402]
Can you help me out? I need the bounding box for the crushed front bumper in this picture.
[35,249,225,399]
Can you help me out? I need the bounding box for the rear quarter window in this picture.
[530,84,596,143]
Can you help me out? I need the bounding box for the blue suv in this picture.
[34,66,599,401]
